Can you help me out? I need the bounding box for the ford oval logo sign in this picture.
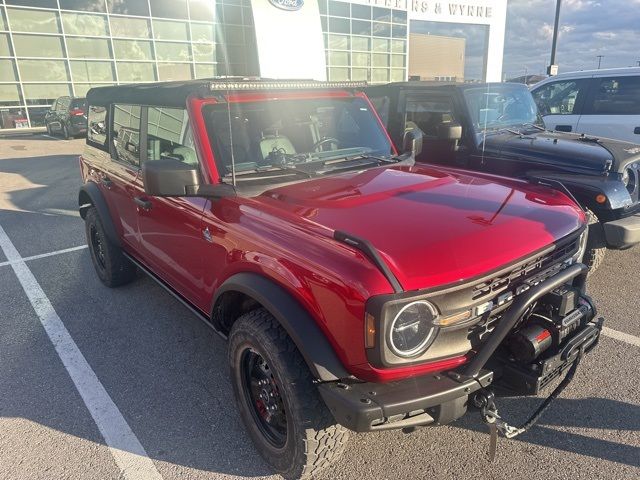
[269,0,304,11]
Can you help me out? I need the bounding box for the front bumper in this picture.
[319,369,494,432]
[603,213,640,249]
[320,263,600,433]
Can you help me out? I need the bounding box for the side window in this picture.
[87,104,108,150]
[532,80,585,115]
[111,104,141,167]
[589,77,640,115]
[146,107,198,166]
[405,97,456,137]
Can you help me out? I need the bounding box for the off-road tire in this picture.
[45,123,53,136]
[85,207,136,287]
[62,123,70,140]
[228,308,349,479]
[582,208,606,275]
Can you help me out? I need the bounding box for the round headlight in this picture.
[388,301,438,358]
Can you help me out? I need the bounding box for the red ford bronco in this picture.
[79,79,603,479]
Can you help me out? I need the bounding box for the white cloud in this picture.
[503,0,640,77]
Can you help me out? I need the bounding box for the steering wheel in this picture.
[312,137,340,151]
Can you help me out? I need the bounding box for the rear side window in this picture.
[532,80,587,115]
[112,104,141,167]
[588,77,640,115]
[146,107,198,166]
[405,97,456,137]
[87,104,108,150]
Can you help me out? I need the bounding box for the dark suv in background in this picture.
[45,96,87,139]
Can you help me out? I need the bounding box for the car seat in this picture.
[259,131,296,161]
[171,146,198,165]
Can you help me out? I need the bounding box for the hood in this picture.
[483,130,640,174]
[256,165,584,292]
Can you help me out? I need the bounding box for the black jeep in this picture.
[366,82,640,272]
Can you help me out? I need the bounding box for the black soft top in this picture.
[87,78,365,108]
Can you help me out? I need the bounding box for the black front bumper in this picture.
[320,263,600,433]
[319,369,494,432]
[604,213,640,249]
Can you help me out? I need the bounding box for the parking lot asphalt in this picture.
[0,135,638,480]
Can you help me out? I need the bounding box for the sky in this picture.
[503,0,640,79]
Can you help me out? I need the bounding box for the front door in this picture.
[531,78,590,134]
[135,106,209,310]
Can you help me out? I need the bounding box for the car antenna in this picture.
[225,77,237,186]
[480,83,490,166]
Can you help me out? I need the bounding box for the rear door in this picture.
[577,75,640,142]
[531,78,590,133]
[100,104,143,250]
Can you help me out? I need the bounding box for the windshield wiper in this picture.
[225,164,312,181]
[522,122,546,131]
[324,154,398,165]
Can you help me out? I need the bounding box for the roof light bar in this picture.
[208,80,367,91]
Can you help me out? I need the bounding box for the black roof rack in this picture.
[86,77,367,108]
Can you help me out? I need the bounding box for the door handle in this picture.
[133,196,152,211]
[634,127,640,135]
[555,125,572,132]
[101,177,113,188]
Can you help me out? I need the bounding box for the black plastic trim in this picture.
[319,369,493,432]
[334,230,403,293]
[78,181,121,247]
[214,272,350,382]
[527,175,586,213]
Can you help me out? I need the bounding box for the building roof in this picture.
[87,78,366,108]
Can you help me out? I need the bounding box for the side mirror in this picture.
[402,128,423,156]
[143,159,236,198]
[143,159,201,196]
[437,123,463,141]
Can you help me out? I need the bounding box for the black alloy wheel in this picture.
[240,348,287,448]
[84,207,137,288]
[228,309,349,479]
[89,223,107,271]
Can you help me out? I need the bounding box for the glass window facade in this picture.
[319,0,407,83]
[0,0,258,129]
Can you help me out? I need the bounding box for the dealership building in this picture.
[0,0,506,130]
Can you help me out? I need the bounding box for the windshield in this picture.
[203,96,394,188]
[463,84,542,132]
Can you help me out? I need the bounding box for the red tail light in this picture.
[70,108,85,116]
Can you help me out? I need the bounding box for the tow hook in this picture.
[473,350,584,462]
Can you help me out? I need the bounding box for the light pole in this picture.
[547,0,562,76]
[597,55,604,69]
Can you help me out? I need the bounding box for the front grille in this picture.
[471,237,579,302]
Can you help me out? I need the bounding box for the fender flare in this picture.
[215,272,350,382]
[78,182,121,247]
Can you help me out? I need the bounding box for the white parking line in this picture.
[0,224,163,480]
[602,327,640,348]
[0,245,88,267]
